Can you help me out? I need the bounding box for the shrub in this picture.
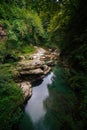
[0,65,23,130]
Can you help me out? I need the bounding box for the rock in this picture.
[20,68,44,75]
[15,47,59,101]
[18,55,25,60]
[20,82,32,100]
[44,67,51,75]
[29,56,33,60]
[46,60,55,66]
[40,56,46,60]
[42,64,48,70]
[17,60,45,70]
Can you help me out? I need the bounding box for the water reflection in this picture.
[19,67,76,130]
[25,72,54,123]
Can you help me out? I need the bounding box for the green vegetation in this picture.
[47,0,87,129]
[0,0,87,130]
[0,1,45,130]
[0,1,45,63]
[0,64,23,130]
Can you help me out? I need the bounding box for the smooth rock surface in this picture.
[20,68,44,75]
[20,82,32,100]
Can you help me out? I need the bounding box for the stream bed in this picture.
[19,66,76,130]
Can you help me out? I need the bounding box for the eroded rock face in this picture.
[20,68,44,75]
[17,60,45,70]
[20,82,32,100]
[15,47,59,100]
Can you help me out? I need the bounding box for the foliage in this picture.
[0,0,87,129]
[0,65,23,130]
[0,3,45,62]
[32,0,87,129]
[45,0,87,129]
[0,5,45,45]
[21,45,36,54]
[0,1,46,129]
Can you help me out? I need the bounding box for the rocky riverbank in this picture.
[15,47,59,101]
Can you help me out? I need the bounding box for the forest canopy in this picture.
[0,0,87,130]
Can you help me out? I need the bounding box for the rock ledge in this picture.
[15,47,59,100]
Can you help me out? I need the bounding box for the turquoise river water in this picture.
[19,66,76,130]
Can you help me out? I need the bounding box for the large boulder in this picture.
[20,82,32,100]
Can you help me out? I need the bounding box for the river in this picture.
[19,66,76,130]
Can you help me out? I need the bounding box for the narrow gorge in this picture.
[15,47,59,101]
